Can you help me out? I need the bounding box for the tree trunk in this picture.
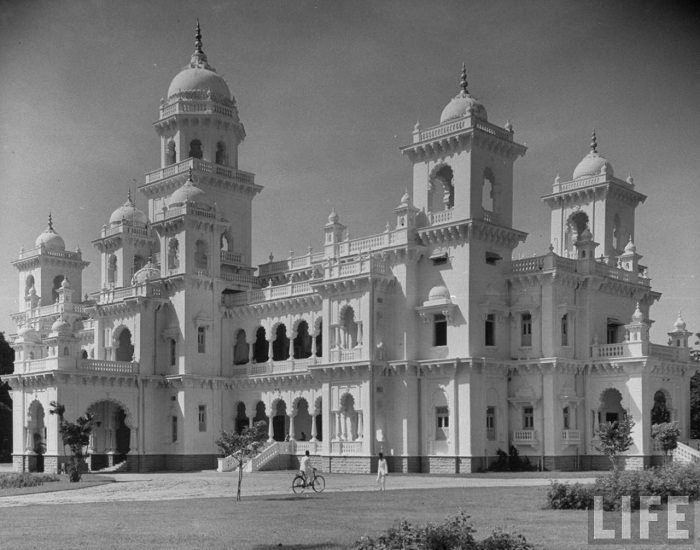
[237,461,243,501]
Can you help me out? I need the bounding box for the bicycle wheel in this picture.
[292,475,306,494]
[312,475,325,493]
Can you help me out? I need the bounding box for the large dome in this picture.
[572,130,614,179]
[439,63,487,123]
[167,67,231,101]
[35,214,65,251]
[440,93,487,123]
[109,194,148,227]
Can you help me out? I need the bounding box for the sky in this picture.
[0,0,698,344]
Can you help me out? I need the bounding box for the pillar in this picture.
[267,414,274,442]
[289,411,296,441]
[334,411,341,441]
[310,413,318,442]
[357,411,364,440]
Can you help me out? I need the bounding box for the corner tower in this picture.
[542,131,647,260]
[139,21,262,268]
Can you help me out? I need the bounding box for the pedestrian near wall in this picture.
[376,452,388,491]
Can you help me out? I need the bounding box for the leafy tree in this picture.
[651,421,681,464]
[595,417,635,474]
[49,401,93,482]
[215,420,268,501]
[0,332,14,461]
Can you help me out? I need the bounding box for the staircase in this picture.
[93,460,128,473]
[217,442,287,473]
[672,442,700,465]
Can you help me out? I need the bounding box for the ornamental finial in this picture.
[188,167,193,181]
[590,129,598,153]
[127,188,132,203]
[460,62,469,95]
[195,19,203,54]
[190,19,209,68]
[48,212,54,231]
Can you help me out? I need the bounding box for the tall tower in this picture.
[542,131,647,260]
[139,21,262,269]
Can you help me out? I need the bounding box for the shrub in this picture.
[353,511,533,549]
[489,447,537,472]
[546,481,593,510]
[547,463,700,511]
[0,473,60,489]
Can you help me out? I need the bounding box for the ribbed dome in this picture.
[673,312,687,331]
[623,237,636,254]
[169,175,212,210]
[168,67,231,101]
[440,92,487,123]
[35,214,65,251]
[428,285,451,302]
[131,260,160,285]
[573,151,614,179]
[109,195,148,227]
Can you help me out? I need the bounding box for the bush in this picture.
[353,511,533,550]
[489,447,537,472]
[546,463,700,511]
[0,473,60,489]
[546,481,593,510]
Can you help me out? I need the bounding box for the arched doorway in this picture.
[87,400,131,470]
[651,390,671,425]
[599,388,625,425]
[292,398,312,441]
[313,397,323,442]
[27,400,45,472]
[271,400,288,441]
[115,328,134,362]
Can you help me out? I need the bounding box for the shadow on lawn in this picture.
[259,494,327,502]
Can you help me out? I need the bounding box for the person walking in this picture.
[376,452,388,491]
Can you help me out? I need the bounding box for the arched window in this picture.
[340,307,358,349]
[115,328,134,362]
[169,338,177,367]
[107,254,117,284]
[194,240,208,270]
[166,141,177,165]
[81,349,88,359]
[293,321,312,359]
[189,139,203,159]
[233,329,249,365]
[521,312,532,347]
[482,168,495,212]
[563,406,571,430]
[133,255,145,276]
[651,390,671,424]
[567,211,589,239]
[315,320,323,357]
[220,233,231,252]
[561,314,569,346]
[197,326,206,353]
[52,275,65,302]
[25,274,35,295]
[167,239,179,270]
[253,327,268,363]
[63,346,70,356]
[428,164,454,212]
[484,313,495,347]
[215,141,227,165]
[272,324,289,361]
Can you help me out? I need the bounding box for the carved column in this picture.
[334,412,341,441]
[357,411,364,440]
[288,410,296,441]
[267,414,274,442]
[268,339,274,362]
[288,333,295,360]
[310,413,318,442]
[357,321,363,346]
[129,427,138,454]
[311,335,317,358]
[24,425,33,453]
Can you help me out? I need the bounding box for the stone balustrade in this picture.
[78,359,139,375]
[512,429,537,444]
[144,158,255,186]
[561,429,581,442]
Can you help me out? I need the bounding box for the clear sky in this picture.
[0,0,698,344]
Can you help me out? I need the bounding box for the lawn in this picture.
[2,484,698,549]
[0,473,113,497]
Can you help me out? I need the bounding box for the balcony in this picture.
[144,157,255,187]
[512,429,538,446]
[329,348,363,363]
[95,282,162,305]
[230,357,318,377]
[78,359,139,375]
[220,250,244,265]
[561,429,581,443]
[330,441,364,455]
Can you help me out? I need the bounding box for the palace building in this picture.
[4,25,697,474]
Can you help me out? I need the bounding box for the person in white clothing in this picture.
[376,452,388,491]
[299,450,313,485]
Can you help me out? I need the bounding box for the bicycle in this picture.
[292,467,325,494]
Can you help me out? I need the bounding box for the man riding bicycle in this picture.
[299,449,313,485]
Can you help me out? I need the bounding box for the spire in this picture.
[190,19,210,69]
[127,188,132,204]
[590,129,598,153]
[459,62,469,95]
[48,212,54,231]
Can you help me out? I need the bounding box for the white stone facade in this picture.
[4,31,698,474]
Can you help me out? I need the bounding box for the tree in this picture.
[691,371,700,439]
[215,420,268,501]
[49,401,93,482]
[0,332,15,462]
[651,421,680,464]
[595,416,635,474]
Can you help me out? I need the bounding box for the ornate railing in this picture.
[160,98,234,119]
[330,441,364,455]
[16,246,83,261]
[561,429,581,442]
[512,430,537,443]
[144,158,255,187]
[591,343,627,358]
[231,357,317,377]
[95,282,162,304]
[329,348,363,363]
[220,250,243,265]
[672,442,700,465]
[510,256,545,273]
[429,209,454,225]
[417,118,469,142]
[227,281,314,307]
[78,359,139,375]
[595,263,650,287]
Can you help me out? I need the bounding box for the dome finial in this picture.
[127,188,132,204]
[190,19,209,68]
[590,129,598,153]
[460,62,469,95]
[48,211,53,231]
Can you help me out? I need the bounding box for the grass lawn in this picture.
[2,484,698,549]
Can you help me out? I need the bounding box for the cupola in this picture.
[440,64,487,123]
[169,170,213,210]
[572,130,614,179]
[109,190,148,227]
[35,213,66,251]
[131,259,161,285]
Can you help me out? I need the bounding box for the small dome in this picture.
[109,195,148,227]
[623,237,636,254]
[169,175,212,210]
[168,67,231,102]
[35,214,65,251]
[673,312,686,331]
[50,316,72,336]
[440,92,487,123]
[428,285,451,302]
[327,208,339,224]
[131,260,160,285]
[573,151,614,179]
[17,325,40,342]
[631,303,644,323]
[577,228,593,242]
